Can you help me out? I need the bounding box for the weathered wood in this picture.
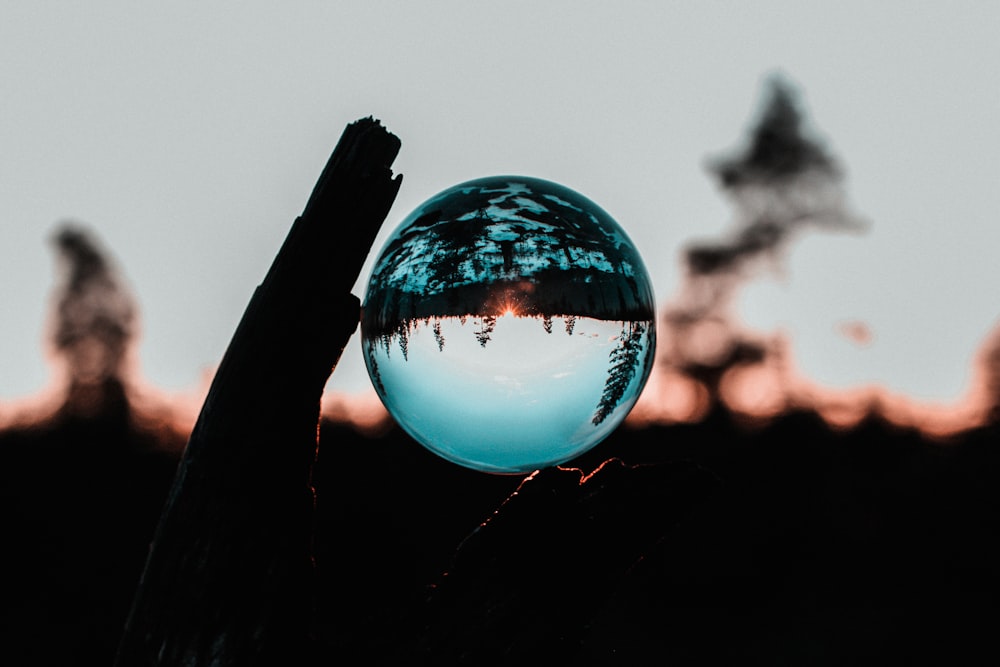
[115,118,402,666]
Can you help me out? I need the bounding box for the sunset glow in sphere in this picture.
[361,176,656,473]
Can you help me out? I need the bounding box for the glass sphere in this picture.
[361,176,656,473]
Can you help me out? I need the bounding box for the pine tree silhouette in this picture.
[592,321,647,425]
[432,319,446,351]
[396,320,410,361]
[366,344,386,395]
[475,315,497,348]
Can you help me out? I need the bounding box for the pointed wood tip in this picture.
[301,117,401,220]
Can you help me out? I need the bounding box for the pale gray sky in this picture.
[2,1,999,403]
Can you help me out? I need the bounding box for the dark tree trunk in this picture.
[115,117,402,666]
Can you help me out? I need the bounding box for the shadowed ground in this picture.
[7,402,998,664]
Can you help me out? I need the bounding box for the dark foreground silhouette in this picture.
[312,408,1000,665]
[5,393,1000,665]
[0,380,182,665]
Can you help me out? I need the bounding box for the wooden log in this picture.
[115,117,402,666]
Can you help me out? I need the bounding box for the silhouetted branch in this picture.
[115,117,402,666]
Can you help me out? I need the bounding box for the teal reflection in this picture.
[362,176,656,473]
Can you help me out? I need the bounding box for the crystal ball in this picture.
[361,176,656,473]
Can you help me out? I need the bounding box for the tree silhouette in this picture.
[397,320,410,361]
[361,177,656,340]
[366,344,386,396]
[380,331,394,358]
[432,319,445,351]
[593,321,648,426]
[475,316,497,348]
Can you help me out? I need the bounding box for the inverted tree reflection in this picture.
[593,321,650,426]
[365,314,652,426]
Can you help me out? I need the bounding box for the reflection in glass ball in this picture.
[361,176,656,473]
